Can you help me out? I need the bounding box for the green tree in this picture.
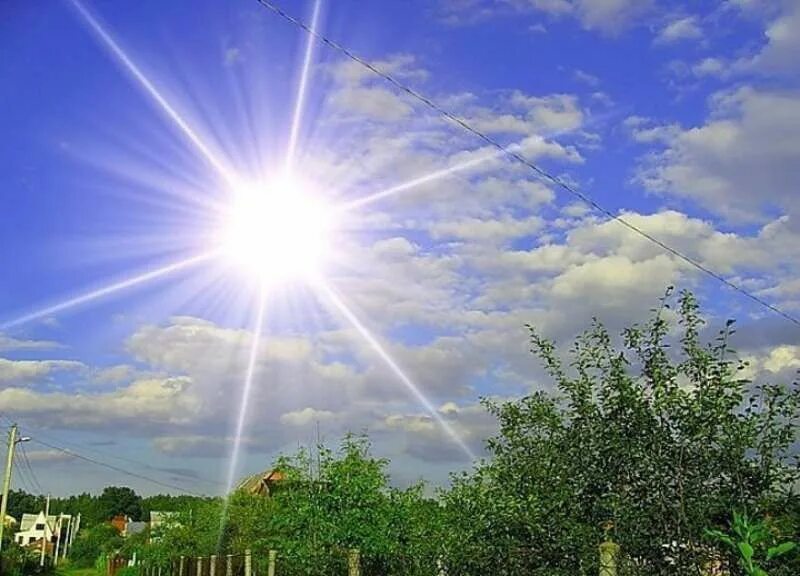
[69,523,123,568]
[441,290,800,576]
[97,486,142,521]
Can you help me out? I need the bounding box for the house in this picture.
[110,515,130,535]
[235,469,286,497]
[14,511,57,547]
[126,521,147,537]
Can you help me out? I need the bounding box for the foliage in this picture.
[440,289,800,576]
[706,511,798,576]
[69,523,123,568]
[96,487,142,522]
[149,434,443,576]
[0,540,53,576]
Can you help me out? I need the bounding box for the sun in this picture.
[219,175,335,284]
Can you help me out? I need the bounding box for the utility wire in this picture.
[18,444,45,495]
[254,0,800,329]
[29,437,205,496]
[12,450,37,495]
[0,414,225,490]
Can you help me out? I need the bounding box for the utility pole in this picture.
[0,424,17,553]
[53,513,64,566]
[40,494,50,568]
[0,424,29,552]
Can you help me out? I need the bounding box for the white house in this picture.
[14,511,57,547]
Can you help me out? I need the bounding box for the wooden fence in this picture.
[138,549,363,576]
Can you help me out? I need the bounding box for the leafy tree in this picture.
[441,290,800,576]
[69,523,123,568]
[97,486,142,521]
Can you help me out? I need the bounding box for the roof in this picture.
[127,521,147,536]
[19,512,59,532]
[236,469,286,496]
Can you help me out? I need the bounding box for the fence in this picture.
[138,549,363,576]
[136,542,688,576]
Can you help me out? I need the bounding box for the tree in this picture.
[97,486,142,521]
[441,290,800,576]
[69,523,123,568]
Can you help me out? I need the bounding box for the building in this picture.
[236,469,286,497]
[14,511,56,547]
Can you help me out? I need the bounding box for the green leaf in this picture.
[738,541,754,562]
[766,542,796,560]
[705,529,735,548]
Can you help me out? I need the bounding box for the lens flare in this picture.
[0,252,216,330]
[69,0,237,187]
[218,176,336,284]
[314,279,476,461]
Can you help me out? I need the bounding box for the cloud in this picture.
[0,376,200,428]
[636,87,800,223]
[654,16,703,45]
[0,334,62,352]
[0,359,84,385]
[280,408,338,427]
[23,449,77,464]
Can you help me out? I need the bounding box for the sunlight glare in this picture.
[219,175,335,284]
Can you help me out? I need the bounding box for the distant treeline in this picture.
[3,487,212,526]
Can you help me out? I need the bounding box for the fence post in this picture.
[599,540,619,576]
[197,556,203,576]
[210,555,217,576]
[348,548,360,576]
[244,549,252,576]
[267,550,276,576]
[226,554,233,576]
[179,556,186,576]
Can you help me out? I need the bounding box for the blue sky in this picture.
[1,0,799,496]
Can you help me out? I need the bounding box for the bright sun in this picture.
[219,175,335,283]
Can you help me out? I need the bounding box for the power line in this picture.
[12,450,37,495]
[18,445,45,495]
[253,0,800,329]
[0,414,225,491]
[29,437,205,496]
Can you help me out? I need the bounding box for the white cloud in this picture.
[655,16,703,45]
[637,87,800,222]
[0,359,84,385]
[280,408,338,427]
[0,334,62,352]
[0,376,200,428]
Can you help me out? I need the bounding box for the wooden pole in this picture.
[244,549,252,576]
[267,550,277,576]
[226,554,233,576]
[179,556,186,576]
[348,549,360,576]
[210,555,217,576]
[197,556,204,576]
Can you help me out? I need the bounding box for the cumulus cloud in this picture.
[654,16,703,45]
[0,359,84,385]
[0,334,62,352]
[636,87,800,222]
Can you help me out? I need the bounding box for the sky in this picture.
[0,0,799,497]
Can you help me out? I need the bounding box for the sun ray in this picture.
[339,146,509,212]
[285,0,323,174]
[0,251,217,330]
[225,286,268,495]
[313,278,476,461]
[68,0,238,187]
